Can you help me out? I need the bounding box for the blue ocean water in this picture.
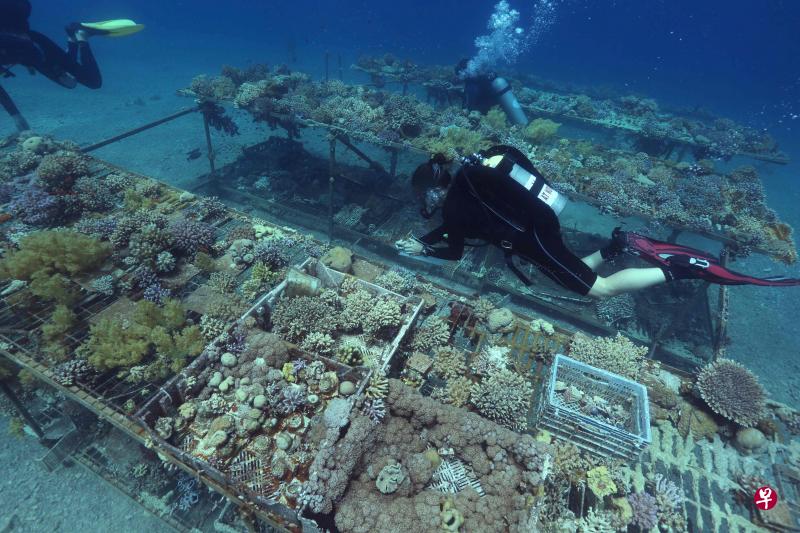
[2,1,800,529]
[4,0,798,415]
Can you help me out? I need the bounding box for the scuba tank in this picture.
[491,77,529,126]
[461,152,568,218]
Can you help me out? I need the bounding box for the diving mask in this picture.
[421,186,447,218]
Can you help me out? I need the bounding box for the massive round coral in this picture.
[695,359,766,427]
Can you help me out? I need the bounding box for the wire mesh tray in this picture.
[536,354,651,460]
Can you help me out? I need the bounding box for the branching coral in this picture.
[411,316,451,352]
[576,508,615,533]
[36,151,88,192]
[301,331,336,357]
[472,345,510,375]
[695,359,766,427]
[445,377,473,407]
[627,492,659,530]
[271,295,339,342]
[128,223,174,265]
[362,296,403,338]
[568,332,647,381]
[470,368,533,431]
[432,347,466,380]
[168,219,215,257]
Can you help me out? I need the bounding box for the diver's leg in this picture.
[0,84,30,131]
[588,268,666,298]
[67,41,101,89]
[581,250,604,270]
[27,31,101,89]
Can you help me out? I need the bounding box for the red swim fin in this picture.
[618,231,800,287]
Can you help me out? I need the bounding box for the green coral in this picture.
[0,230,111,279]
[523,118,561,144]
[41,305,77,361]
[0,231,110,304]
[123,189,155,212]
[81,299,201,372]
[193,252,218,273]
[426,126,489,159]
[484,106,508,130]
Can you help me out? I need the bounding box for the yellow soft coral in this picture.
[587,466,617,499]
[523,118,561,144]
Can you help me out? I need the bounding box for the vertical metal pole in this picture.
[325,50,330,83]
[202,111,216,178]
[402,82,408,96]
[338,54,343,81]
[328,138,336,243]
[0,381,46,441]
[713,247,730,360]
[389,148,398,178]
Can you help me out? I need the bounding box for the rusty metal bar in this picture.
[325,50,330,83]
[82,106,200,153]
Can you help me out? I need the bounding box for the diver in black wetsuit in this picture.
[396,145,800,297]
[456,59,529,126]
[0,0,139,131]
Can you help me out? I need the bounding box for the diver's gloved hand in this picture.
[395,238,425,256]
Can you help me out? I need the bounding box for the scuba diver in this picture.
[455,59,529,126]
[396,145,800,298]
[0,0,143,131]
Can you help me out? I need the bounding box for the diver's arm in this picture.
[419,228,465,260]
[417,225,447,246]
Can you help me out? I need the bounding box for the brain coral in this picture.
[695,359,766,427]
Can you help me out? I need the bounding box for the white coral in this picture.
[472,345,510,375]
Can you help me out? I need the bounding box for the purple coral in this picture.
[8,187,65,226]
[225,326,247,355]
[75,216,118,240]
[362,398,386,425]
[131,265,159,289]
[169,219,215,257]
[280,384,307,414]
[252,240,289,269]
[143,283,172,305]
[628,492,659,530]
[653,473,684,511]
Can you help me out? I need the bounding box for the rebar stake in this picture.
[202,110,217,179]
[328,137,336,242]
[338,54,343,81]
[325,50,330,83]
[713,247,730,360]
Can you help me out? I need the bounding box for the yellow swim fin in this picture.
[80,19,145,38]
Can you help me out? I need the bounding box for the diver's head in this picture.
[0,0,32,33]
[411,153,452,219]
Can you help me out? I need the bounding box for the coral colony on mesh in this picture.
[0,2,798,532]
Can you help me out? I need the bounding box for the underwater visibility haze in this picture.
[1,0,800,531]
